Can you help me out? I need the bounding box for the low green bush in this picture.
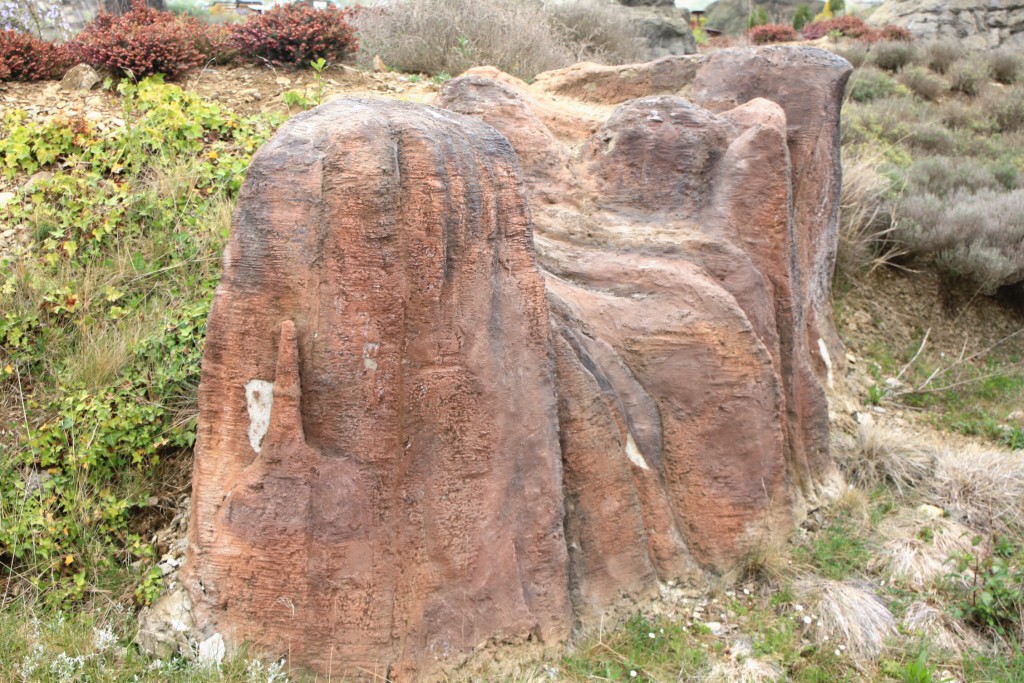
[898,65,946,101]
[922,40,962,75]
[990,47,1023,85]
[949,57,992,97]
[848,66,904,103]
[871,40,916,73]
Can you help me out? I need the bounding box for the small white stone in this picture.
[198,633,225,668]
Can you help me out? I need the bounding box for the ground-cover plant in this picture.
[946,536,1024,638]
[0,77,282,603]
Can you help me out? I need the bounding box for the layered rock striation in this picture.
[180,47,852,680]
[869,0,1024,49]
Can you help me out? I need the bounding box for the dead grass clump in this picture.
[929,444,1024,533]
[354,0,571,79]
[875,511,975,587]
[703,657,783,683]
[795,578,896,664]
[835,154,898,282]
[835,423,936,496]
[901,601,985,655]
[922,40,963,75]
[545,0,648,66]
[739,541,796,587]
[353,0,649,80]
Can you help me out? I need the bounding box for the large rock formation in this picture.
[179,47,851,680]
[868,0,1024,49]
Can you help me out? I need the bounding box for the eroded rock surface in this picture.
[183,47,850,680]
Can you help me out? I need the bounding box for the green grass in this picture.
[793,514,871,580]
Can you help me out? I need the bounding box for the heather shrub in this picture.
[906,122,955,154]
[230,3,357,66]
[71,0,206,79]
[0,29,70,81]
[545,0,648,65]
[355,0,573,79]
[922,40,962,75]
[897,189,1024,293]
[939,98,994,132]
[848,66,903,103]
[898,65,946,101]
[991,85,1024,133]
[906,157,1005,196]
[748,23,799,45]
[833,43,868,68]
[802,15,871,40]
[949,57,991,97]
[871,40,916,73]
[989,47,1023,85]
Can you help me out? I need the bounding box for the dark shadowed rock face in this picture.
[183,47,849,680]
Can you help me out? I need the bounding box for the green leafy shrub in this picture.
[872,40,916,72]
[747,6,769,29]
[947,536,1024,637]
[989,46,1023,85]
[899,65,946,101]
[922,40,962,75]
[949,57,991,97]
[748,23,799,45]
[792,4,813,31]
[70,0,207,80]
[229,2,359,66]
[848,66,903,103]
[0,29,71,81]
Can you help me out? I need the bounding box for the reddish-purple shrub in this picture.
[0,30,71,82]
[878,24,913,42]
[748,23,799,45]
[229,3,359,66]
[70,0,206,80]
[802,15,872,40]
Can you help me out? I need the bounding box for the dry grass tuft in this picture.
[835,154,899,283]
[930,444,1024,533]
[875,510,975,587]
[835,423,936,496]
[901,600,985,655]
[796,578,896,664]
[739,541,796,587]
[703,657,783,683]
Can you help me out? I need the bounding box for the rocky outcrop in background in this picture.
[616,0,698,56]
[869,0,1024,49]
[172,46,851,681]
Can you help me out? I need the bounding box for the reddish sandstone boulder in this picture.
[691,47,853,373]
[182,99,571,680]
[532,55,705,105]
[181,47,849,680]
